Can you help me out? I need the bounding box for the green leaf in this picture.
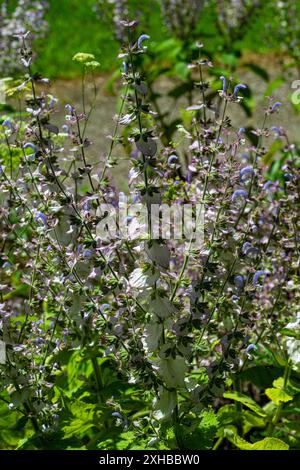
[220,53,238,68]
[223,391,267,417]
[273,377,284,388]
[243,411,265,434]
[2,284,30,301]
[279,328,300,339]
[262,140,283,166]
[225,428,289,450]
[264,76,285,96]
[291,101,300,115]
[174,62,189,80]
[240,365,283,389]
[265,388,293,405]
[63,419,94,439]
[251,438,289,450]
[217,404,237,427]
[243,63,269,82]
[239,98,253,117]
[180,410,219,450]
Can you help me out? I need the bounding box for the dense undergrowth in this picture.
[0,3,300,452]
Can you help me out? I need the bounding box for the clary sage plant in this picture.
[0,22,299,450]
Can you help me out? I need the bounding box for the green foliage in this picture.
[179,411,219,450]
[223,391,267,417]
[29,0,297,79]
[224,428,289,450]
[34,0,118,78]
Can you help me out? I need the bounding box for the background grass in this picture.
[1,0,294,79]
[31,0,281,79]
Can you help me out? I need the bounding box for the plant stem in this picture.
[268,359,292,435]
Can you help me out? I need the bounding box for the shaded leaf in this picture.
[223,391,266,417]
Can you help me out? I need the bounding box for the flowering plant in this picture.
[0,21,300,451]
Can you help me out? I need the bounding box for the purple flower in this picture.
[263,180,274,190]
[234,275,245,289]
[220,75,227,93]
[271,102,282,112]
[284,173,293,181]
[100,304,110,314]
[2,262,11,269]
[271,126,281,134]
[242,242,252,254]
[245,343,257,354]
[23,143,37,152]
[35,212,47,227]
[253,270,267,285]
[122,61,127,73]
[83,249,93,258]
[49,98,58,109]
[246,247,260,257]
[168,155,179,166]
[242,242,259,257]
[233,84,247,97]
[23,143,38,161]
[133,193,141,204]
[186,170,193,183]
[2,119,13,129]
[65,104,75,114]
[238,127,245,135]
[231,189,248,202]
[240,166,254,182]
[137,34,150,48]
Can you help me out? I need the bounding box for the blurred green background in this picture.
[1,0,287,79]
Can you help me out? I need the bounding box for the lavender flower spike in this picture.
[220,75,227,93]
[137,34,150,49]
[233,83,247,97]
